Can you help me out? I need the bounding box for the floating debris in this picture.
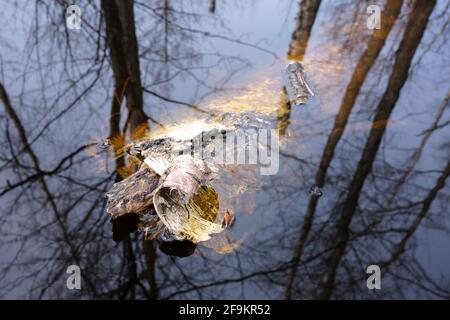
[284,61,314,106]
[309,185,323,197]
[96,138,111,150]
